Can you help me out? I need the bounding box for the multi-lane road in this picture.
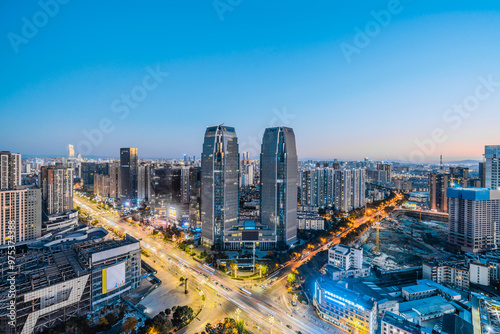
[75,192,402,333]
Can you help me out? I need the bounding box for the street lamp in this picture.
[268,315,274,334]
[235,308,241,322]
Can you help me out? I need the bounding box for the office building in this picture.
[314,279,378,334]
[449,166,469,180]
[39,166,74,216]
[0,186,42,246]
[68,144,75,158]
[260,127,298,249]
[0,235,141,334]
[486,145,500,189]
[81,162,97,192]
[120,148,138,201]
[0,151,21,190]
[151,165,201,227]
[201,125,239,249]
[448,187,500,252]
[429,172,450,212]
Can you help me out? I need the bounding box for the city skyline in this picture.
[2,2,500,160]
[4,2,500,333]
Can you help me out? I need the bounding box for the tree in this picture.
[230,262,238,278]
[287,272,296,285]
[121,317,138,333]
[256,264,269,278]
[180,277,185,282]
[172,305,194,327]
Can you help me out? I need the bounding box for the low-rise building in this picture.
[42,210,79,232]
[402,285,437,301]
[297,207,325,230]
[423,260,470,290]
[398,295,455,326]
[327,244,370,280]
[314,279,378,334]
[381,311,422,334]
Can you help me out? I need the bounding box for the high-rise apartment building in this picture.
[260,127,298,249]
[333,169,352,212]
[201,125,239,249]
[485,145,500,189]
[301,167,365,212]
[39,166,74,216]
[0,186,41,245]
[377,163,392,183]
[352,168,366,209]
[0,151,21,190]
[240,164,254,187]
[93,163,120,199]
[448,187,500,252]
[120,148,138,201]
[137,163,151,201]
[429,172,451,212]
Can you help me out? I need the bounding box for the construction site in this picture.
[361,213,450,271]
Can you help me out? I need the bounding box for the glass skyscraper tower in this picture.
[260,127,298,249]
[120,147,138,201]
[201,125,239,249]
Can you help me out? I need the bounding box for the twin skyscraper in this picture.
[201,125,298,251]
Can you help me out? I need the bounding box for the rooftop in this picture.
[382,311,421,334]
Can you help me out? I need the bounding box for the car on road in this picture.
[286,324,292,329]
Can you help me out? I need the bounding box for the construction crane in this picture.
[374,220,381,255]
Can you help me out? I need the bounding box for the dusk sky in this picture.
[1,1,500,161]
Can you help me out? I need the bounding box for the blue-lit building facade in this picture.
[314,279,377,334]
[201,125,239,249]
[260,127,298,249]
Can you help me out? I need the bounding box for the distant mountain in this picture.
[446,160,482,164]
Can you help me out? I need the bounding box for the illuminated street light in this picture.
[268,315,275,334]
[235,307,241,322]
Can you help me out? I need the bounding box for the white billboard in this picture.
[102,261,126,294]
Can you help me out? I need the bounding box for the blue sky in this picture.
[1,1,500,161]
